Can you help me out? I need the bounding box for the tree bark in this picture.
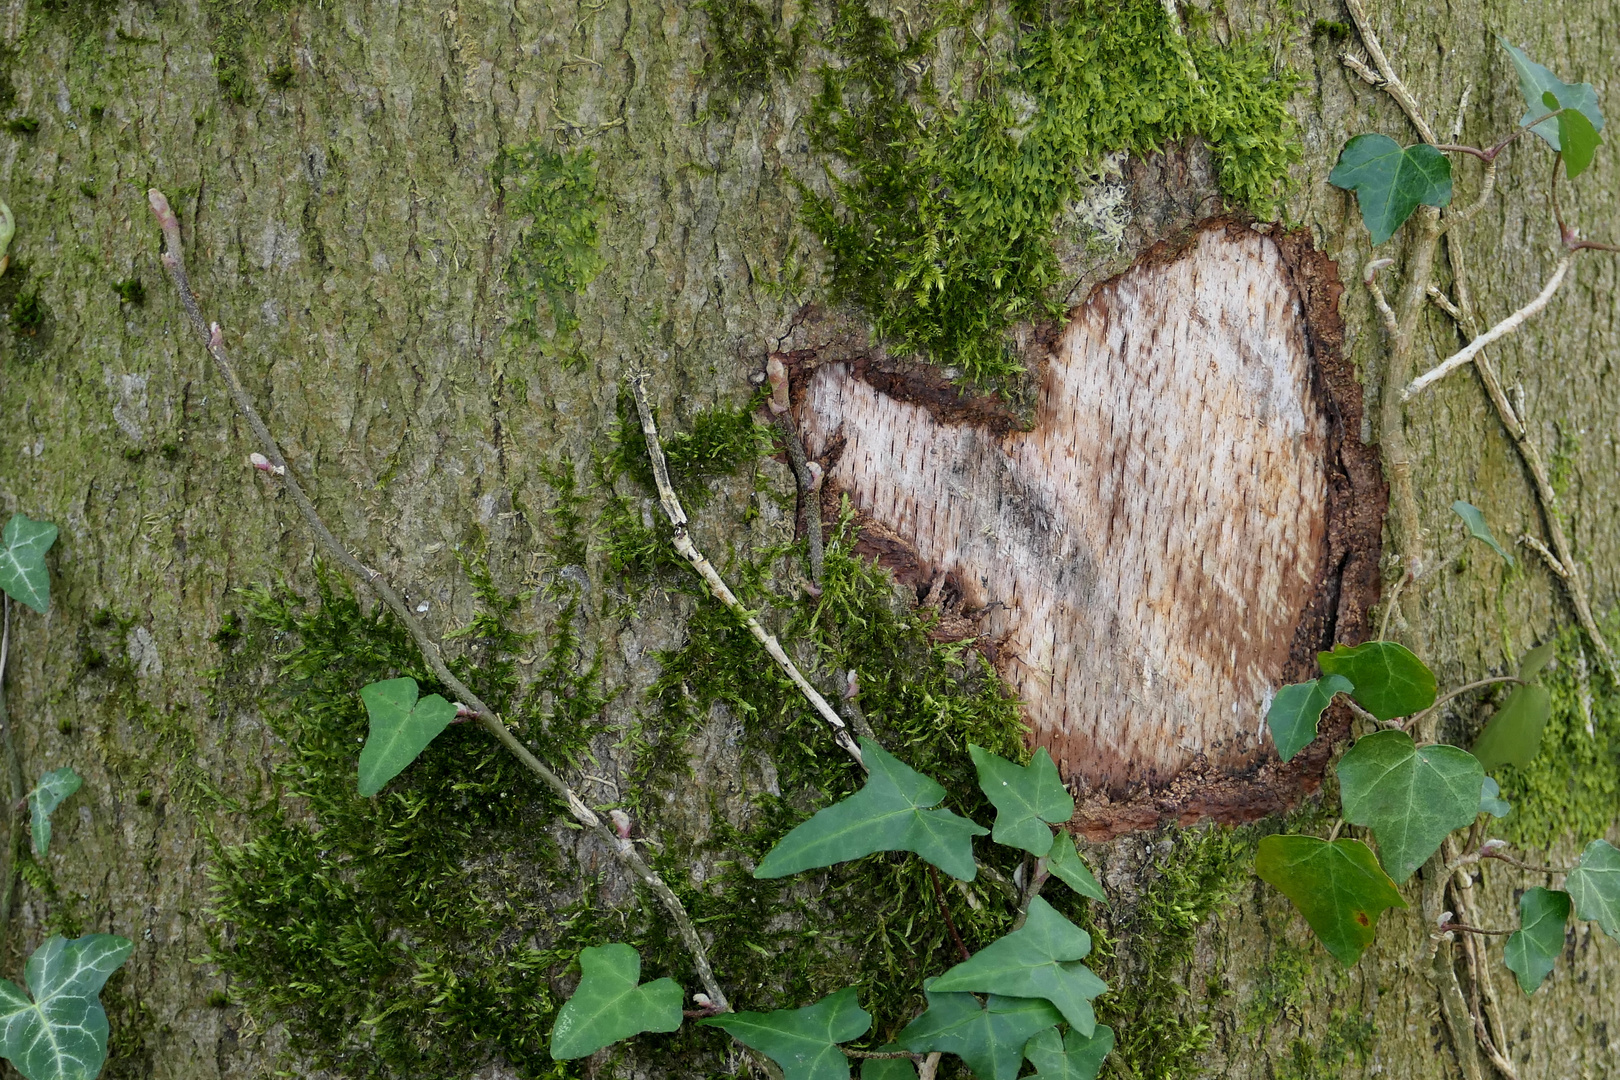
[0,0,1616,1078]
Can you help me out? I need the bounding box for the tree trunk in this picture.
[0,0,1615,1078]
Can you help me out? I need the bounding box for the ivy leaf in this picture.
[970,745,1073,855]
[1254,835,1407,966]
[1517,642,1557,682]
[929,897,1106,1034]
[1316,641,1437,721]
[859,1049,916,1080]
[27,768,81,858]
[0,934,133,1080]
[1328,134,1452,245]
[1550,93,1602,179]
[1499,39,1604,151]
[0,514,58,614]
[356,678,458,797]
[1470,684,1552,773]
[1451,501,1513,565]
[1337,730,1483,883]
[1046,831,1105,902]
[896,982,1061,1080]
[1478,776,1511,819]
[1266,675,1353,763]
[1023,1024,1114,1080]
[548,944,683,1060]
[1503,887,1570,993]
[1565,839,1620,940]
[702,987,871,1080]
[755,738,988,881]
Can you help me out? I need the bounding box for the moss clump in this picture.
[799,0,1298,386]
[1494,614,1620,850]
[697,0,805,106]
[495,142,604,365]
[2,116,38,135]
[112,278,145,307]
[604,387,777,510]
[10,288,45,334]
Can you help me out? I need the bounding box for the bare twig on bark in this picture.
[147,189,730,1010]
[628,372,866,770]
[0,598,23,955]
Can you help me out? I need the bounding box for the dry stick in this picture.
[775,416,825,587]
[0,598,23,957]
[1402,255,1573,401]
[929,864,971,962]
[1445,837,1521,1080]
[628,372,867,770]
[145,191,730,1012]
[1342,0,1437,143]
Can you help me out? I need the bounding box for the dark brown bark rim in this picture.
[778,216,1386,839]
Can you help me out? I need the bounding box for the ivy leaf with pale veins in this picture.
[1328,134,1452,245]
[1046,831,1105,902]
[1337,730,1483,883]
[1023,1024,1114,1080]
[27,768,81,858]
[970,745,1074,855]
[1500,39,1605,151]
[929,896,1106,1034]
[756,738,988,881]
[1470,684,1552,773]
[1316,641,1437,722]
[1451,501,1513,565]
[1503,887,1571,993]
[1478,776,1511,819]
[703,987,871,1080]
[896,982,1061,1080]
[0,934,133,1080]
[1267,675,1353,763]
[548,944,683,1060]
[0,514,58,614]
[1254,835,1407,967]
[1565,839,1620,940]
[356,677,458,797]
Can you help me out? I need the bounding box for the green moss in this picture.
[202,0,296,106]
[1494,614,1620,850]
[1311,19,1352,42]
[605,387,777,511]
[798,0,1299,387]
[697,0,805,108]
[1088,824,1258,1080]
[10,288,45,332]
[495,142,604,367]
[112,278,145,307]
[2,116,38,135]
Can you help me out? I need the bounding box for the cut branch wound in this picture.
[146,189,730,1011]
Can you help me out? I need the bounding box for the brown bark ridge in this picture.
[785,219,1384,837]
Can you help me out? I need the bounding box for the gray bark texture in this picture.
[0,0,1615,1077]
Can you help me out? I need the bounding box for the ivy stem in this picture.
[146,189,731,1012]
[1402,676,1525,733]
[929,864,971,962]
[1481,849,1566,875]
[1325,819,1346,843]
[1440,922,1513,937]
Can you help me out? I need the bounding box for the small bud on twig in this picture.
[843,669,859,701]
[610,809,633,839]
[766,353,790,416]
[147,189,182,254]
[249,453,286,477]
[692,992,711,1007]
[806,460,824,493]
[1362,257,1394,285]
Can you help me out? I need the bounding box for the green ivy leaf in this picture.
[1316,641,1437,721]
[1450,501,1513,565]
[1565,839,1620,940]
[859,1050,916,1080]
[755,738,988,881]
[356,677,458,797]
[1046,831,1105,902]
[1023,1024,1114,1080]
[703,987,871,1080]
[0,934,133,1080]
[27,768,81,858]
[1337,730,1483,883]
[548,943,683,1060]
[1328,134,1452,245]
[1499,39,1605,151]
[929,897,1106,1033]
[1478,776,1511,819]
[1470,684,1552,773]
[1266,675,1353,763]
[1254,835,1407,966]
[0,514,58,615]
[970,745,1073,855]
[896,983,1061,1080]
[1517,643,1557,682]
[1503,887,1570,993]
[1552,94,1602,178]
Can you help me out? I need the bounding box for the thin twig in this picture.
[1441,922,1514,937]
[1342,0,1437,143]
[1403,256,1573,401]
[147,189,730,1010]
[1482,850,1566,875]
[1520,535,1568,579]
[629,372,866,770]
[0,597,22,959]
[1404,677,1524,732]
[929,864,971,962]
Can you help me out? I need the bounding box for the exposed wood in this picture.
[794,223,1384,829]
